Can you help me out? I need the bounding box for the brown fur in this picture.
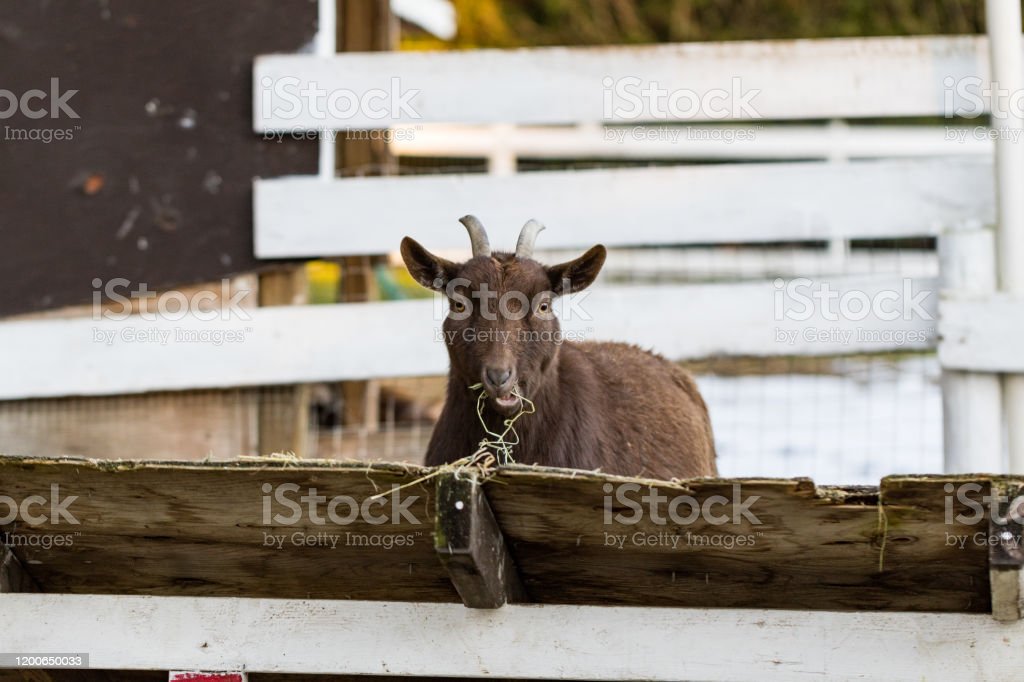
[401,241,717,480]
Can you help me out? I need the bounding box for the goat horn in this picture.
[459,215,491,258]
[515,219,546,259]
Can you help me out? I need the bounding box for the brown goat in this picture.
[401,216,716,480]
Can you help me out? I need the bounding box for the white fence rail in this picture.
[253,35,992,129]
[0,276,935,400]
[3,594,1022,680]
[255,158,992,258]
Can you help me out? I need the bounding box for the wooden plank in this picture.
[483,469,990,613]
[0,456,996,614]
[939,295,1024,372]
[253,159,993,258]
[0,274,938,400]
[0,457,454,602]
[1,543,37,593]
[6,594,1024,679]
[253,35,991,130]
[434,473,527,608]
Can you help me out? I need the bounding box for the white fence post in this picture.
[316,0,337,179]
[940,225,1004,473]
[487,123,517,176]
[986,0,1024,473]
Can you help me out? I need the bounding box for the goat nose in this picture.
[485,367,513,389]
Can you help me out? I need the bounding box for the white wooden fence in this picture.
[5,594,1024,681]
[2,33,1022,472]
[251,32,1022,482]
[0,274,937,400]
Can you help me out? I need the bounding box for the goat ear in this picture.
[547,244,606,296]
[400,237,458,291]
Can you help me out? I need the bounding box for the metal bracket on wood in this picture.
[989,482,1024,622]
[1,542,38,593]
[434,472,528,608]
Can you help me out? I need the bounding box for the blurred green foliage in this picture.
[443,0,990,47]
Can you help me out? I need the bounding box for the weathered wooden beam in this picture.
[434,473,528,608]
[338,256,383,438]
[257,266,312,456]
[333,0,396,433]
[990,483,1024,622]
[1,543,38,593]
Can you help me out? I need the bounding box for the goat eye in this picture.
[450,299,466,313]
[536,301,551,314]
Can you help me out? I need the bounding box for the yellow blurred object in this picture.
[306,260,341,304]
[392,266,420,290]
[307,260,341,283]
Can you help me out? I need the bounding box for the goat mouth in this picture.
[485,386,522,414]
[493,394,521,409]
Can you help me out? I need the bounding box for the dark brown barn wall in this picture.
[0,0,318,317]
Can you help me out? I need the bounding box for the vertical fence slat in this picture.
[940,225,1004,473]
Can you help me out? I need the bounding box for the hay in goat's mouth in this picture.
[469,381,536,465]
[368,383,536,500]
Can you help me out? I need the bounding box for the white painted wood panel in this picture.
[938,227,1004,473]
[0,276,936,400]
[0,594,1021,679]
[254,159,992,258]
[253,35,990,130]
[939,294,1024,372]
